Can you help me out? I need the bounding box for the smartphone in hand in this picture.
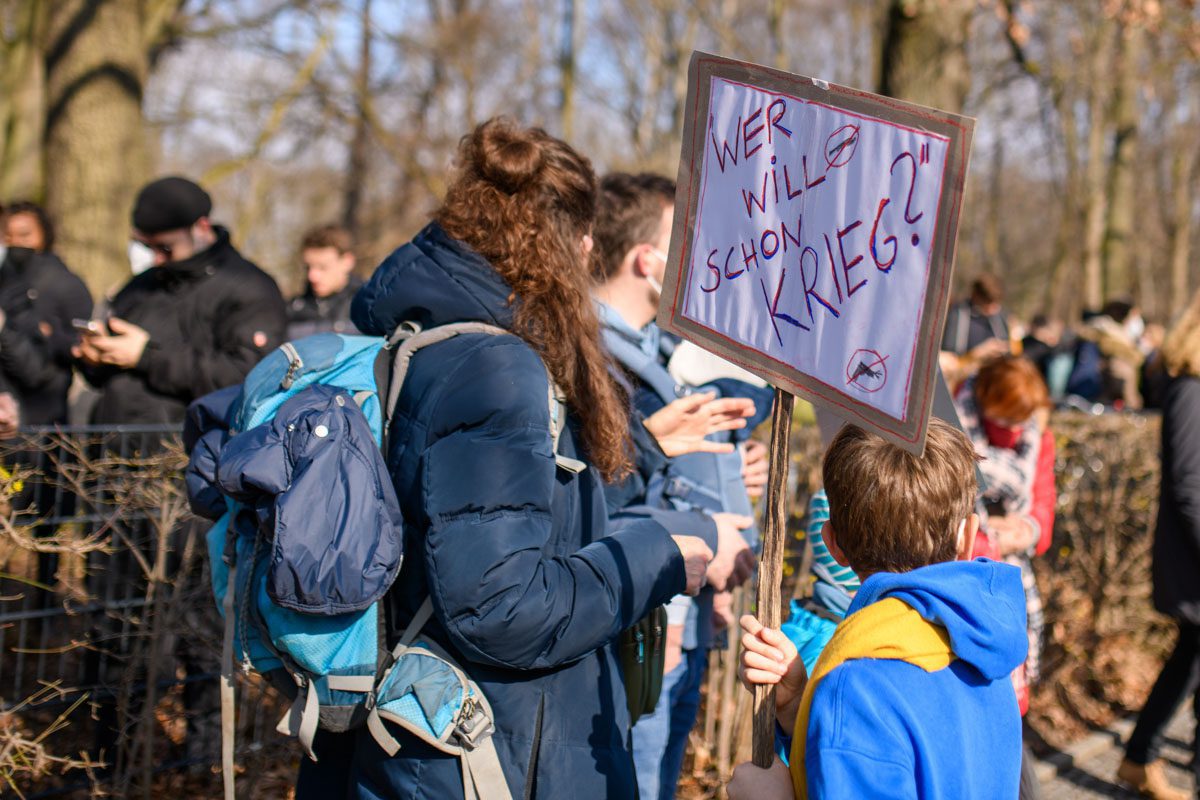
[72,319,104,335]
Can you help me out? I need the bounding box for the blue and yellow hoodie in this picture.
[789,559,1028,799]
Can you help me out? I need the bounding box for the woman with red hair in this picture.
[955,355,1056,800]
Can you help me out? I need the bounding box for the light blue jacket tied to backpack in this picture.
[186,324,572,800]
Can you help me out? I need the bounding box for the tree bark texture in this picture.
[44,0,152,297]
[1168,146,1196,317]
[877,0,973,114]
[1082,88,1109,313]
[1101,25,1142,299]
[0,1,48,201]
[343,0,374,242]
[558,0,582,141]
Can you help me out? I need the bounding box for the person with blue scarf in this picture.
[591,172,772,800]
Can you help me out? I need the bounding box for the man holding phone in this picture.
[73,176,286,424]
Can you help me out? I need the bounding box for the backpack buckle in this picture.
[386,321,422,350]
[455,697,493,751]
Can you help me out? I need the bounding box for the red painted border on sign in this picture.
[670,62,969,442]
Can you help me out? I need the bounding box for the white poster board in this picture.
[660,53,974,454]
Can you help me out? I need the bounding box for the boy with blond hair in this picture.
[730,418,1027,799]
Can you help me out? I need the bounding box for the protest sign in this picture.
[660,52,976,768]
[659,52,974,456]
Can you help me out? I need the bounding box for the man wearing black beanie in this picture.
[74,176,287,424]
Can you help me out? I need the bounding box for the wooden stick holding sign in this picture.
[751,388,794,766]
[656,52,973,768]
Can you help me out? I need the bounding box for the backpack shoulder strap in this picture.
[601,326,680,405]
[379,322,583,472]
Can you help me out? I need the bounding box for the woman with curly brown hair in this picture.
[341,118,712,800]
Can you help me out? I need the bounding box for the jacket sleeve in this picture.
[0,265,92,393]
[1166,379,1200,560]
[1029,428,1057,557]
[0,326,58,392]
[420,339,686,671]
[602,413,667,515]
[134,273,287,401]
[47,271,94,366]
[613,506,719,552]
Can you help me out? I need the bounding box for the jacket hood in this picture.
[848,559,1028,680]
[351,222,514,337]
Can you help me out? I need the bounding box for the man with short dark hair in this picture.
[286,224,361,339]
[941,273,1011,356]
[74,176,287,424]
[593,172,764,800]
[938,273,1012,388]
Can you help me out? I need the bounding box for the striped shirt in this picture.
[808,490,861,593]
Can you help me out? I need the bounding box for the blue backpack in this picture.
[197,322,568,800]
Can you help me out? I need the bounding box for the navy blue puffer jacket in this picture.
[347,223,686,799]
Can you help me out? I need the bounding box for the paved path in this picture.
[1038,710,1194,799]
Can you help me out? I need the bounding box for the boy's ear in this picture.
[822,521,852,567]
[956,513,979,561]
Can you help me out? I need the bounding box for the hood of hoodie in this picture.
[351,222,515,337]
[847,559,1028,680]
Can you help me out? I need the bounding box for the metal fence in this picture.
[0,425,287,799]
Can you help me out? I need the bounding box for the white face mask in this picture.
[128,240,156,275]
[646,247,668,298]
[1126,314,1145,341]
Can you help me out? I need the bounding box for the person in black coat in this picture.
[1119,291,1200,800]
[74,177,287,425]
[0,202,93,425]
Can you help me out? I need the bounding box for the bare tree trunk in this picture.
[43,0,153,296]
[1048,69,1085,323]
[663,4,700,168]
[984,137,1004,270]
[877,0,973,113]
[0,1,48,201]
[558,0,582,141]
[343,0,374,242]
[1082,91,1108,313]
[1168,147,1197,317]
[632,8,665,161]
[1102,26,1142,299]
[518,0,548,122]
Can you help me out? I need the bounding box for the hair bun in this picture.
[473,118,546,194]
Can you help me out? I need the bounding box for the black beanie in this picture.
[131,176,212,234]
